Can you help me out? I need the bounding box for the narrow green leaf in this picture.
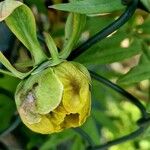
[141,0,150,12]
[117,64,150,85]
[76,32,142,65]
[0,69,16,78]
[43,32,59,61]
[139,42,150,64]
[92,110,118,133]
[81,117,100,145]
[0,52,26,79]
[0,0,22,21]
[5,4,47,65]
[60,13,86,59]
[0,94,16,132]
[0,74,19,93]
[71,137,85,150]
[117,42,150,85]
[40,130,74,150]
[50,0,125,14]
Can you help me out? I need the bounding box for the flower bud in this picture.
[15,61,91,134]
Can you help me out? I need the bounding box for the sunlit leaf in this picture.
[50,0,125,14]
[4,4,47,65]
[60,13,86,59]
[0,0,22,21]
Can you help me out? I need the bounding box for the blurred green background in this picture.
[0,0,150,150]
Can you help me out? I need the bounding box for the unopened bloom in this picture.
[15,61,91,134]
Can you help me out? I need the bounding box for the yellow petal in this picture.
[49,104,67,126]
[54,62,90,113]
[20,115,55,134]
[61,113,80,128]
[79,91,91,125]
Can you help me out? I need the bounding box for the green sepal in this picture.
[0,0,47,65]
[141,0,150,12]
[31,59,65,75]
[0,52,31,79]
[43,32,59,60]
[60,13,86,59]
[15,67,64,123]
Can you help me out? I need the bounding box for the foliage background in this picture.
[0,0,150,149]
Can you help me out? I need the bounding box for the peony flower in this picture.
[15,61,91,134]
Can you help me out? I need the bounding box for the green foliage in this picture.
[1,0,150,150]
[141,0,150,11]
[0,0,22,21]
[5,4,47,65]
[0,94,15,132]
[60,13,86,59]
[50,0,125,14]
[76,30,142,64]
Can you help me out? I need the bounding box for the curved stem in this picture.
[89,127,146,150]
[73,128,95,147]
[68,0,139,60]
[88,70,150,149]
[0,117,21,138]
[90,70,148,118]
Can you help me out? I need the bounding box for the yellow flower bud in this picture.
[15,61,91,134]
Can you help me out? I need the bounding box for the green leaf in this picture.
[40,129,74,150]
[141,0,150,12]
[25,0,47,13]
[17,67,64,115]
[81,117,100,145]
[60,13,86,59]
[50,0,125,14]
[5,4,47,65]
[71,137,85,150]
[0,52,27,79]
[117,64,150,85]
[36,68,64,114]
[0,69,16,78]
[0,74,19,93]
[92,109,118,133]
[0,0,22,21]
[76,31,142,65]
[117,41,150,85]
[43,32,59,61]
[137,16,150,35]
[0,93,15,132]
